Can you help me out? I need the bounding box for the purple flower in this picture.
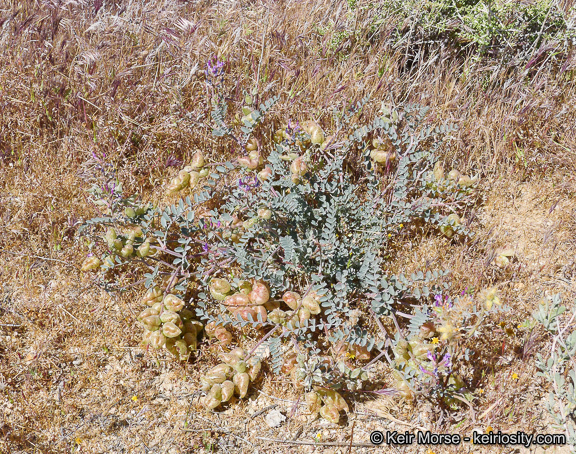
[203,243,209,252]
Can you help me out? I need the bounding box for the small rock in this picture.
[265,409,286,428]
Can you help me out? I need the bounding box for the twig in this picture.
[250,404,278,419]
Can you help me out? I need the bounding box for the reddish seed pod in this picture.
[282,291,301,311]
[248,280,270,305]
[224,293,251,307]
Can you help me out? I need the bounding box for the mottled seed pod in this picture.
[238,281,252,295]
[264,300,281,312]
[233,360,247,374]
[305,391,321,415]
[209,383,223,401]
[200,377,212,392]
[298,307,311,325]
[311,128,325,145]
[246,137,259,151]
[180,309,195,323]
[183,332,197,350]
[120,244,134,258]
[319,404,340,424]
[247,358,261,382]
[160,311,182,327]
[105,228,117,247]
[319,390,349,412]
[419,321,436,339]
[242,217,259,230]
[81,256,101,271]
[199,168,210,178]
[215,327,233,346]
[137,240,150,258]
[141,287,162,306]
[457,175,474,187]
[167,170,191,193]
[140,315,161,331]
[204,321,217,338]
[257,208,272,220]
[281,353,298,374]
[125,207,136,218]
[257,166,272,181]
[139,306,159,319]
[221,380,235,402]
[206,364,232,383]
[190,151,205,170]
[282,291,301,311]
[248,280,270,305]
[238,156,258,170]
[151,302,163,313]
[149,331,166,349]
[268,308,287,324]
[432,162,444,181]
[203,395,221,410]
[447,169,461,182]
[210,278,232,301]
[290,157,307,176]
[111,239,123,251]
[302,295,321,315]
[409,340,431,360]
[224,293,251,307]
[447,213,461,226]
[163,294,185,312]
[233,372,250,398]
[162,322,182,338]
[141,330,153,346]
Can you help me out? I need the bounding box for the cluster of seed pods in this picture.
[138,287,202,360]
[166,151,209,193]
[305,389,349,424]
[201,348,261,409]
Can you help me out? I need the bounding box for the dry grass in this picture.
[1,0,576,452]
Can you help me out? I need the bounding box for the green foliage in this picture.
[534,295,576,449]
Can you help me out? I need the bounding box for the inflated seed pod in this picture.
[105,228,117,247]
[257,208,272,220]
[125,207,136,218]
[282,291,301,311]
[238,156,258,170]
[182,321,197,336]
[203,394,221,410]
[163,294,185,312]
[246,137,258,151]
[167,170,191,193]
[370,149,391,164]
[215,327,233,345]
[206,364,232,383]
[209,384,223,402]
[151,302,163,313]
[190,151,205,170]
[305,391,321,415]
[180,309,195,323]
[238,281,252,295]
[221,380,235,402]
[162,322,182,338]
[248,280,270,305]
[111,238,123,251]
[233,360,247,374]
[200,377,212,392]
[142,286,163,306]
[242,217,259,230]
[409,340,431,360]
[257,166,272,181]
[433,162,445,181]
[320,404,340,424]
[247,358,261,382]
[447,169,461,181]
[224,293,251,307]
[298,307,311,325]
[248,150,263,167]
[311,128,325,145]
[199,168,209,178]
[81,256,101,271]
[141,330,153,346]
[268,308,287,324]
[204,321,217,338]
[210,278,232,301]
[149,330,166,349]
[447,213,461,225]
[457,175,474,187]
[160,311,182,327]
[183,332,197,350]
[320,390,349,412]
[120,244,134,258]
[139,307,160,319]
[230,306,257,322]
[349,343,371,361]
[233,372,250,398]
[290,157,307,176]
[281,353,298,374]
[221,353,241,367]
[229,347,246,360]
[393,340,411,361]
[419,321,436,339]
[140,315,161,331]
[189,171,200,190]
[137,240,150,258]
[302,295,321,315]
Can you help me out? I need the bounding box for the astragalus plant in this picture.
[80,58,483,422]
